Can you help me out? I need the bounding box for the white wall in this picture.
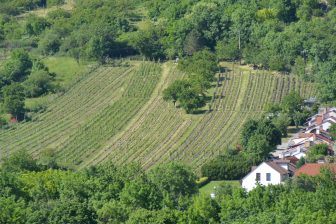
[241,162,283,192]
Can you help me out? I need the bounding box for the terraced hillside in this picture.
[82,64,316,170]
[0,62,316,170]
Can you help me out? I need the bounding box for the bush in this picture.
[23,69,55,97]
[201,151,251,180]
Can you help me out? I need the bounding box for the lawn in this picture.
[199,180,241,195]
[43,56,92,88]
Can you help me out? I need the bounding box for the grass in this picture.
[42,56,92,88]
[199,180,241,195]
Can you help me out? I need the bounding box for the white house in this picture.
[241,160,295,192]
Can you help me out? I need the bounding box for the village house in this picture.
[279,133,334,159]
[305,107,336,134]
[295,163,336,176]
[241,160,296,191]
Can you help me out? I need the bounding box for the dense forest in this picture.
[0,151,335,224]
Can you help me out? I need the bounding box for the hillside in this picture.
[0,61,316,170]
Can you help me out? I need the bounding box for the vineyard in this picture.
[0,61,317,170]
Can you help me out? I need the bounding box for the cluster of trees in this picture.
[266,91,313,132]
[0,0,65,15]
[0,0,139,64]
[139,0,336,104]
[0,49,56,120]
[1,150,336,223]
[163,50,217,113]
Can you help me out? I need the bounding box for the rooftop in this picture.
[295,163,336,176]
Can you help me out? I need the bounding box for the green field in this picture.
[0,61,317,170]
[200,181,241,195]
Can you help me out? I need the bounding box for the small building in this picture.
[295,163,336,177]
[241,160,295,192]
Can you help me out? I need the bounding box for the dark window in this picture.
[256,173,261,181]
[266,173,271,181]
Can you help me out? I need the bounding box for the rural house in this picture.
[241,160,295,191]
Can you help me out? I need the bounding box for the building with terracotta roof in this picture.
[295,163,336,176]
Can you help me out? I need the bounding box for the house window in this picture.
[256,173,261,181]
[266,173,271,181]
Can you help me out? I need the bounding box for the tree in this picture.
[0,196,27,224]
[272,113,291,137]
[240,119,259,148]
[23,69,55,97]
[183,29,204,56]
[216,39,240,61]
[178,87,206,114]
[201,150,251,180]
[97,201,129,224]
[148,163,197,205]
[48,198,97,224]
[187,194,220,224]
[130,24,165,59]
[281,91,304,115]
[246,134,273,164]
[2,49,32,82]
[2,83,25,120]
[306,144,329,162]
[2,150,39,173]
[120,176,162,210]
[163,80,190,106]
[296,157,305,168]
[328,123,336,141]
[126,209,179,224]
[38,31,61,55]
[25,15,50,36]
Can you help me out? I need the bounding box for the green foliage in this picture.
[272,113,291,137]
[120,176,163,210]
[163,50,217,113]
[306,144,329,162]
[23,69,55,97]
[216,39,240,61]
[187,194,220,224]
[38,31,61,55]
[201,151,251,181]
[281,91,304,115]
[148,162,198,204]
[241,118,282,149]
[48,198,97,224]
[25,15,50,36]
[1,49,32,82]
[1,150,39,173]
[296,157,306,168]
[0,154,335,223]
[246,134,273,163]
[130,24,165,59]
[2,83,26,119]
[329,123,336,140]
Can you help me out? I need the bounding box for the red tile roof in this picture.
[295,163,336,176]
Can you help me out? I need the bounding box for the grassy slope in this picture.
[0,61,317,170]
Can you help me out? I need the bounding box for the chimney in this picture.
[316,115,323,125]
